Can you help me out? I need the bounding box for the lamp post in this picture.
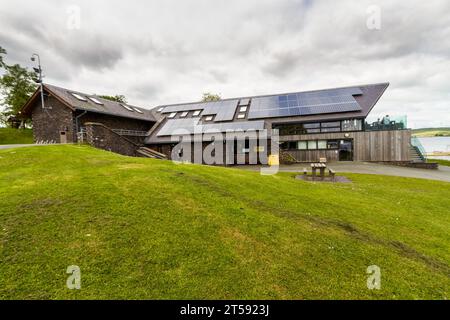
[31,53,45,109]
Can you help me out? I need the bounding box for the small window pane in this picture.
[193,110,201,116]
[327,140,339,149]
[317,140,327,149]
[239,106,247,112]
[180,111,188,117]
[321,121,340,128]
[304,123,320,128]
[168,112,177,118]
[237,113,246,119]
[298,141,307,150]
[307,141,317,150]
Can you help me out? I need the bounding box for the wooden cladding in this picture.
[281,129,411,162]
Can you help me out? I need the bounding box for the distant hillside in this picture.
[412,127,450,137]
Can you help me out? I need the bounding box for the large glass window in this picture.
[317,140,327,149]
[307,141,317,150]
[327,140,339,149]
[298,141,307,150]
[342,119,362,131]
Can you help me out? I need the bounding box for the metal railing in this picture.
[112,129,148,137]
[365,115,407,132]
[411,137,427,161]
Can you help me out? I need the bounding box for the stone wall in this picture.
[31,95,75,143]
[85,122,141,157]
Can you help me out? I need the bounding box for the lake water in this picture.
[418,137,450,160]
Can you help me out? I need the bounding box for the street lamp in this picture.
[31,53,45,109]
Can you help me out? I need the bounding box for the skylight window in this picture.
[180,111,188,118]
[168,112,177,118]
[120,103,134,111]
[192,110,201,117]
[88,97,103,105]
[237,113,246,119]
[239,106,247,112]
[204,116,213,121]
[133,107,143,114]
[70,92,87,101]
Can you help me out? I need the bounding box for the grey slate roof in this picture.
[44,84,157,122]
[145,83,389,144]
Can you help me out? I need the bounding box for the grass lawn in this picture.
[429,159,450,167]
[0,128,33,145]
[0,145,449,299]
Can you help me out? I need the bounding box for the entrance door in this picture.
[60,131,67,144]
[338,139,353,161]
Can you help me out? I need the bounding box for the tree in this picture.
[201,92,221,102]
[0,46,6,68]
[98,94,127,104]
[0,64,38,120]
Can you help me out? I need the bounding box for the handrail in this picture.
[112,129,148,136]
[411,137,427,161]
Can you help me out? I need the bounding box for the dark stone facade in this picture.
[85,122,141,157]
[29,95,154,144]
[31,95,75,143]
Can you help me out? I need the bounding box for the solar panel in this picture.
[248,87,362,119]
[160,99,239,122]
[156,119,264,137]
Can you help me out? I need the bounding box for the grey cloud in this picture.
[0,0,448,127]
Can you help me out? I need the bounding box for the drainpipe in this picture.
[75,110,88,142]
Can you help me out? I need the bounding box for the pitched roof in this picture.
[22,84,157,122]
[145,82,389,144]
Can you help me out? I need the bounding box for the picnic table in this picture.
[311,162,327,179]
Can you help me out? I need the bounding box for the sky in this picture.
[0,0,449,128]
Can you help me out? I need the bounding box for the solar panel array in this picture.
[248,87,363,119]
[156,118,265,137]
[160,100,239,122]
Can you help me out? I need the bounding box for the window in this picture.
[119,103,134,111]
[133,107,143,114]
[70,92,87,101]
[193,110,201,116]
[239,106,247,112]
[317,140,327,149]
[321,121,340,128]
[298,141,307,150]
[237,113,246,119]
[167,112,177,118]
[204,115,213,121]
[342,119,362,131]
[88,97,103,105]
[303,123,320,128]
[307,141,317,150]
[157,107,164,112]
[180,111,188,118]
[321,127,340,133]
[327,140,339,149]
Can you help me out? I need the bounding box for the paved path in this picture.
[236,162,450,183]
[0,144,44,150]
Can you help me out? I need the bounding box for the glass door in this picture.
[339,139,353,161]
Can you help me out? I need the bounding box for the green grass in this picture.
[0,128,33,144]
[429,159,450,167]
[412,127,450,137]
[0,145,449,299]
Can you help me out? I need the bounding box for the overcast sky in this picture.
[0,0,449,128]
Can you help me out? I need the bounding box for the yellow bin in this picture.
[268,154,279,166]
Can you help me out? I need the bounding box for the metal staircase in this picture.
[410,137,426,163]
